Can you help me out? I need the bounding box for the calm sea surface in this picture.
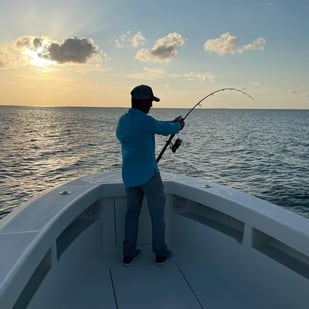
[0,106,308,219]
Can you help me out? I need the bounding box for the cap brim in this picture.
[153,96,160,102]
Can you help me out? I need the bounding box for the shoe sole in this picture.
[155,252,172,266]
[122,252,141,267]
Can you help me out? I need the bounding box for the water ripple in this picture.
[0,107,308,219]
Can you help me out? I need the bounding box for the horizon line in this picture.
[0,104,308,111]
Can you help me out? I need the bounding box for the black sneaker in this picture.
[122,250,141,266]
[155,250,172,266]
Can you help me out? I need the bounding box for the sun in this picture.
[23,49,55,67]
[21,38,55,68]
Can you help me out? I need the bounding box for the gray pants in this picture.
[123,171,167,256]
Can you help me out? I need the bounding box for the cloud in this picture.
[47,37,98,63]
[136,32,185,62]
[131,32,147,48]
[0,45,17,69]
[288,88,309,98]
[115,31,146,48]
[125,67,216,83]
[14,36,47,50]
[288,89,297,95]
[127,67,166,81]
[0,35,101,69]
[204,32,266,55]
[0,41,30,69]
[44,37,99,63]
[171,72,216,82]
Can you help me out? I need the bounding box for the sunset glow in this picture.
[0,0,308,109]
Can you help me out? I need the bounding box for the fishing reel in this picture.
[170,138,182,153]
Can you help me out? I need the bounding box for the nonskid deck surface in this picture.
[58,246,267,309]
[111,260,202,308]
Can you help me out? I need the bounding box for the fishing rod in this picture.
[156,87,254,163]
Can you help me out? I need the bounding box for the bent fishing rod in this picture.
[156,88,254,163]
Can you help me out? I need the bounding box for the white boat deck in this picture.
[55,246,266,309]
[3,172,307,309]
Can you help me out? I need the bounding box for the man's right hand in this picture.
[173,116,185,130]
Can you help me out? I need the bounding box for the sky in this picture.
[0,0,308,109]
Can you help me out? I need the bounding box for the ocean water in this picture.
[0,106,308,219]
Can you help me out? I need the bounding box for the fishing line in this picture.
[156,88,254,163]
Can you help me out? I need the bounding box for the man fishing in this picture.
[116,84,185,266]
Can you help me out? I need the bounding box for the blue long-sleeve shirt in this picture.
[116,108,181,187]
